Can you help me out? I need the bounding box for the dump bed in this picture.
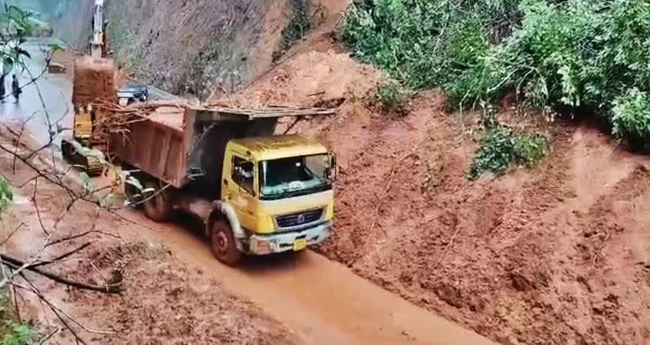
[109,104,335,189]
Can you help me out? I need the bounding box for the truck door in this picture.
[224,154,258,230]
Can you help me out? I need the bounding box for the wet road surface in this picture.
[5,38,499,345]
[0,39,73,148]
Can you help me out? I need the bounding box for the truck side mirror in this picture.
[328,152,337,182]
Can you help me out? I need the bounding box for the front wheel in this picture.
[210,219,242,266]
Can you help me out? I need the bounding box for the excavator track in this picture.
[85,155,104,176]
[61,139,104,177]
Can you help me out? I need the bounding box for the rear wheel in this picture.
[210,219,242,266]
[142,180,173,222]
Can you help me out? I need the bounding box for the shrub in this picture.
[375,80,408,113]
[469,126,548,179]
[273,0,311,61]
[342,0,650,147]
[612,89,650,150]
[341,0,514,91]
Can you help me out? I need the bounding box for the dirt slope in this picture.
[107,0,294,100]
[229,24,650,345]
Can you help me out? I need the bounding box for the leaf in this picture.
[80,172,95,192]
[48,42,67,52]
[3,57,14,75]
[15,47,30,59]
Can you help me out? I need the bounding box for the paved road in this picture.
[3,38,499,345]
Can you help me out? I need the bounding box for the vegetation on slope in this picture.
[342,0,650,174]
[274,0,312,61]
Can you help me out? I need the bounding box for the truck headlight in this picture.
[250,238,273,254]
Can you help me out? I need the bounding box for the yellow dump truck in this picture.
[110,105,337,265]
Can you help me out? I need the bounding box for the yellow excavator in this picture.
[61,0,113,176]
[61,103,106,177]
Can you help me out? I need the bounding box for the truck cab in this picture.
[209,135,335,264]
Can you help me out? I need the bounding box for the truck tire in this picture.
[143,180,172,222]
[210,219,242,266]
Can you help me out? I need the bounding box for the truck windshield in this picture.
[259,154,332,200]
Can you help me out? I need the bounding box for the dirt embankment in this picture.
[0,131,298,345]
[229,25,650,345]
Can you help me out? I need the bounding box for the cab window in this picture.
[232,156,254,195]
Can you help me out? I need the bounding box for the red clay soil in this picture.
[72,56,117,106]
[230,30,650,344]
[0,129,298,345]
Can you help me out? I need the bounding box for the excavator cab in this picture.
[73,104,94,145]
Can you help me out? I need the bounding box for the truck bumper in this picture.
[245,221,332,255]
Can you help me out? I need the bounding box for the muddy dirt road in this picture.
[1,37,498,345]
[113,212,495,345]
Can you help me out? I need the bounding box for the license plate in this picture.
[293,238,307,251]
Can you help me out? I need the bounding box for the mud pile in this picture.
[72,57,116,107]
[230,23,650,345]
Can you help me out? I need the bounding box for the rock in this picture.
[510,273,534,292]
[434,283,463,308]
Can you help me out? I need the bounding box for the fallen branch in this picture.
[0,222,25,246]
[31,243,92,269]
[1,253,123,293]
[433,225,462,269]
[591,229,611,267]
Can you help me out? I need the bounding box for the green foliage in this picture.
[0,4,38,75]
[375,80,408,112]
[80,171,95,192]
[469,125,548,179]
[3,324,38,345]
[0,177,13,213]
[274,0,311,61]
[1,291,40,345]
[612,89,650,150]
[341,0,513,90]
[342,0,650,148]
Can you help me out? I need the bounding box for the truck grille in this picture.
[276,209,323,229]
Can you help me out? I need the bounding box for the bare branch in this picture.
[0,222,25,246]
[2,254,123,293]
